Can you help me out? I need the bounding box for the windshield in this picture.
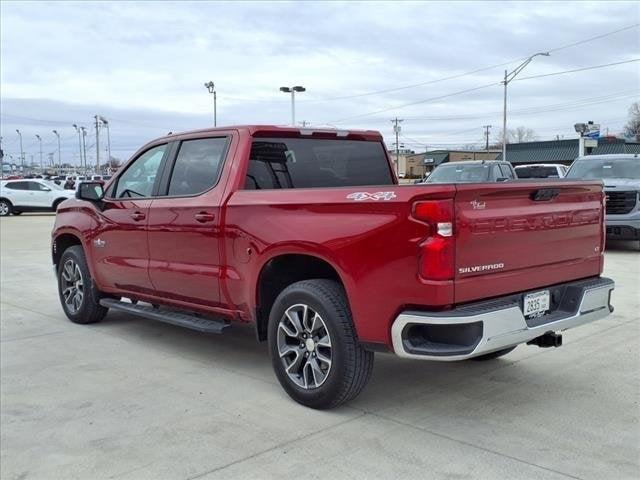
[566,157,640,180]
[425,164,490,183]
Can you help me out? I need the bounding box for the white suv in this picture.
[0,179,76,216]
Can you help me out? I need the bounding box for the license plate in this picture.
[523,290,550,317]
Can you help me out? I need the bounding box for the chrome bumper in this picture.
[391,277,615,361]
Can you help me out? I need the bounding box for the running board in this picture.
[99,298,229,334]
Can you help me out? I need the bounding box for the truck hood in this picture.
[603,178,640,190]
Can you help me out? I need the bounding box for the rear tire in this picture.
[57,245,108,324]
[268,279,374,409]
[0,199,12,217]
[471,346,516,361]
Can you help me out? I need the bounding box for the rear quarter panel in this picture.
[222,185,456,345]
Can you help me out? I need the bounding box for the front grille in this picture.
[605,191,637,215]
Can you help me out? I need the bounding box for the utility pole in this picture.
[94,115,100,174]
[52,130,61,167]
[391,117,403,176]
[35,134,43,171]
[483,125,492,151]
[72,125,83,170]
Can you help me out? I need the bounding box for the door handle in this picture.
[130,211,146,221]
[194,212,215,223]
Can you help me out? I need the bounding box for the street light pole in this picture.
[52,130,61,168]
[80,127,87,173]
[94,115,100,174]
[204,81,217,127]
[72,124,83,171]
[16,129,24,171]
[99,116,111,167]
[35,134,43,172]
[280,86,306,126]
[501,52,549,162]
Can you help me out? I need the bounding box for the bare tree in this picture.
[623,102,640,141]
[494,127,539,145]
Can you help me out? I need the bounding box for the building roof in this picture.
[496,137,640,163]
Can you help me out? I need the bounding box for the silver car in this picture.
[566,154,640,242]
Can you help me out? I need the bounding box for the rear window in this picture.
[515,166,559,178]
[244,138,393,189]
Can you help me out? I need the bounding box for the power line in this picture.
[304,23,639,103]
[331,82,499,123]
[515,59,640,82]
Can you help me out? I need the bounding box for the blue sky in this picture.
[1,1,638,166]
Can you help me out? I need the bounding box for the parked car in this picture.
[422,160,516,183]
[566,154,639,242]
[0,179,76,216]
[51,125,614,408]
[515,164,568,179]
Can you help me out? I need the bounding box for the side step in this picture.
[99,298,229,334]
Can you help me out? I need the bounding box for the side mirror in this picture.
[42,187,51,192]
[76,181,104,201]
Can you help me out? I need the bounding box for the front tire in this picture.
[268,279,374,409]
[57,245,108,324]
[0,199,12,217]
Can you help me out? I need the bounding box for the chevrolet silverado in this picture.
[52,126,615,408]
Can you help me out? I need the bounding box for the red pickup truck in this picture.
[52,126,615,409]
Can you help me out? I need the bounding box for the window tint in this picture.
[244,138,393,190]
[114,144,167,198]
[167,137,227,196]
[5,181,30,190]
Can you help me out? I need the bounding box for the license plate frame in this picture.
[523,290,550,318]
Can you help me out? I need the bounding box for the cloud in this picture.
[1,1,638,162]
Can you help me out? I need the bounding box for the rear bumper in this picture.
[391,277,615,361]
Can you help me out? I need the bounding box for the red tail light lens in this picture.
[413,200,455,281]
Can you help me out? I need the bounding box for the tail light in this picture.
[412,200,455,281]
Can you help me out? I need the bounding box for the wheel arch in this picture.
[52,232,83,269]
[254,253,348,342]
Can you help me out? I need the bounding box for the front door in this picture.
[147,136,230,307]
[91,143,168,294]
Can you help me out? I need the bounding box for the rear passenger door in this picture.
[146,135,230,308]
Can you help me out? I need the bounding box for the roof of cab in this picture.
[159,125,383,142]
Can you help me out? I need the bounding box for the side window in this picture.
[499,164,513,179]
[167,137,227,196]
[30,182,50,191]
[114,144,167,198]
[5,181,29,190]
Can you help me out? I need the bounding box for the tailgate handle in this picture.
[531,188,559,201]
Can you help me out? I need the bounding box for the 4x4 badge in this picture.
[93,238,106,248]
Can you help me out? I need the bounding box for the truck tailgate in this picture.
[454,181,604,303]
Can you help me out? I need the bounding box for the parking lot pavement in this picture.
[1,215,638,480]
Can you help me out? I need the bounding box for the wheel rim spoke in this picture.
[60,259,83,314]
[277,303,332,390]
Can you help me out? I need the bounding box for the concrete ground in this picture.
[1,214,638,480]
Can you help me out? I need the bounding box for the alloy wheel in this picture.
[277,303,332,389]
[0,202,9,216]
[60,259,84,314]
